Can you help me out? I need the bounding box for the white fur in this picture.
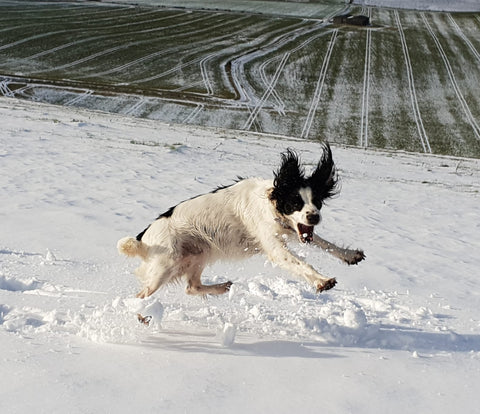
[118,177,364,298]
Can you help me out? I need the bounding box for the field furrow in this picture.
[395,10,431,153]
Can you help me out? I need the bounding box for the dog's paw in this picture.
[316,278,337,293]
[345,249,365,265]
[215,281,233,294]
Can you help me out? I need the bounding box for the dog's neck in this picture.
[267,187,293,231]
[274,216,292,230]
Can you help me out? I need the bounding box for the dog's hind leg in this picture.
[186,277,233,296]
[184,257,232,296]
[312,234,365,265]
[135,256,179,299]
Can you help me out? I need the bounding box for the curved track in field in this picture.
[447,14,480,64]
[240,23,336,131]
[0,78,14,97]
[422,13,480,140]
[32,13,220,74]
[26,11,187,60]
[243,51,290,131]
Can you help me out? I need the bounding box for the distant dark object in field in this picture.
[333,14,370,26]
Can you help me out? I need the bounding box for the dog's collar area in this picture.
[274,217,292,230]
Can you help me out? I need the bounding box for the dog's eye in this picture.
[283,202,294,214]
[284,196,303,214]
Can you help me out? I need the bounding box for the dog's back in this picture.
[117,177,275,297]
[118,177,273,260]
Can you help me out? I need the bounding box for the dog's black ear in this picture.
[308,142,339,201]
[272,148,304,193]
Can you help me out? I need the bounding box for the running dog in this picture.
[118,143,365,298]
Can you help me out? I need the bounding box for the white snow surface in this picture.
[355,0,480,12]
[107,0,480,13]
[1,97,480,413]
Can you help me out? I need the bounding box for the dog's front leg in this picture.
[263,238,336,292]
[312,234,365,265]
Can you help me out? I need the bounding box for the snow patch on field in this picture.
[356,0,480,12]
[1,98,480,413]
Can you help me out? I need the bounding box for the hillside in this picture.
[1,0,480,157]
[1,97,480,413]
[1,1,480,412]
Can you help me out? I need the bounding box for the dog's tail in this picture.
[117,237,149,260]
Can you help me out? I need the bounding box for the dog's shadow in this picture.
[141,329,339,359]
[140,326,480,358]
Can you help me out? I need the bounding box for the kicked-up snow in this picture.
[1,98,480,413]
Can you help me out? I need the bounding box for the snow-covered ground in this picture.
[356,0,480,12]
[106,0,480,13]
[1,97,480,413]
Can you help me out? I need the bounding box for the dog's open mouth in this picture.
[297,223,314,243]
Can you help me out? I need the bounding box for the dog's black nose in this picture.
[307,213,320,225]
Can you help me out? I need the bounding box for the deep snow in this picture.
[1,97,480,413]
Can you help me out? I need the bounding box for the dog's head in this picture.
[269,144,338,243]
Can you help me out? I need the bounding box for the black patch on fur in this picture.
[136,226,150,241]
[269,143,338,216]
[136,178,245,241]
[136,206,175,241]
[212,176,244,193]
[158,206,176,219]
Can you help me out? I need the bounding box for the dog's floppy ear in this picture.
[272,148,304,192]
[308,142,339,200]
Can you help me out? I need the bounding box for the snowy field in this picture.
[2,1,480,157]
[107,0,480,13]
[356,0,480,12]
[1,97,480,413]
[104,0,344,17]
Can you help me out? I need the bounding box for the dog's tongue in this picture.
[298,224,314,243]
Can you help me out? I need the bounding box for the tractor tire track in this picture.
[448,14,480,63]
[30,13,220,73]
[395,10,431,153]
[124,98,148,117]
[26,11,187,60]
[255,28,335,118]
[0,78,14,97]
[243,51,290,131]
[422,12,480,140]
[301,28,339,139]
[259,58,285,115]
[130,16,256,85]
[0,6,143,49]
[228,17,333,105]
[79,15,251,81]
[183,104,204,124]
[359,27,372,148]
[199,55,214,96]
[242,24,335,131]
[65,89,92,106]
